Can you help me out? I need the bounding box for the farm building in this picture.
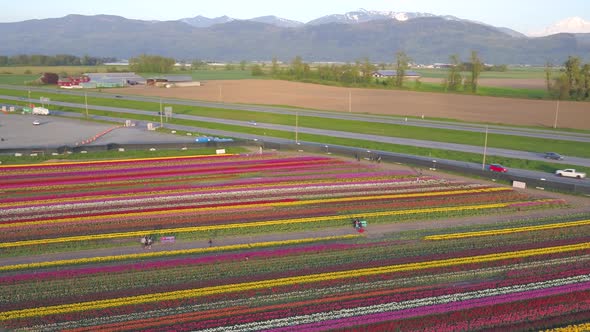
[81,73,146,88]
[146,75,198,87]
[146,75,193,86]
[57,76,90,87]
[372,70,421,78]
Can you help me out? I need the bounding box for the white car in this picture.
[555,169,586,179]
[32,120,41,125]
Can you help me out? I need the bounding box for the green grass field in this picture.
[137,69,254,80]
[414,67,550,79]
[0,74,42,85]
[410,81,548,99]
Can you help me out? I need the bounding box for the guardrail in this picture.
[257,140,590,196]
[0,140,244,155]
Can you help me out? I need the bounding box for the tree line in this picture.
[250,51,490,93]
[129,55,175,73]
[0,53,178,74]
[0,54,116,66]
[546,56,590,100]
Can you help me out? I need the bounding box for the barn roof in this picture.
[374,70,421,77]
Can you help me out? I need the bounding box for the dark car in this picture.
[544,152,564,160]
[489,164,508,172]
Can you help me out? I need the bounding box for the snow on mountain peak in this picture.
[529,16,590,36]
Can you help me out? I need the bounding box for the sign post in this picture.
[164,106,173,122]
[159,98,163,128]
[40,97,50,108]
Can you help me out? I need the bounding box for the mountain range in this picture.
[0,9,589,64]
[181,9,525,37]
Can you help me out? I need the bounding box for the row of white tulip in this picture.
[2,186,485,225]
[197,274,590,332]
[25,258,589,331]
[1,179,452,216]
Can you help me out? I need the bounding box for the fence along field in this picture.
[0,153,589,330]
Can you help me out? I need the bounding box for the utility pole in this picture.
[295,111,299,143]
[348,90,352,113]
[85,92,88,119]
[553,99,560,129]
[481,125,488,170]
[160,98,163,128]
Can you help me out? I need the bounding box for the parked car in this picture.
[489,164,508,172]
[544,152,564,160]
[555,169,586,179]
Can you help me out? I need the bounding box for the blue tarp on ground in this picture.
[195,137,234,143]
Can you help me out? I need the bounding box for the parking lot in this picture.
[0,114,196,149]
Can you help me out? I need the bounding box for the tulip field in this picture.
[1,153,589,331]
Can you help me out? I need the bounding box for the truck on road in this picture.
[32,107,50,115]
[555,169,586,179]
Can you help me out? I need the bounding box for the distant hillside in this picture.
[180,15,234,28]
[0,14,588,64]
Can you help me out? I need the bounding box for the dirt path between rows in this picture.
[2,154,589,267]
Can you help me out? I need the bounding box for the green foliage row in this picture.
[129,54,175,74]
[0,54,116,67]
[0,203,548,258]
[546,56,590,101]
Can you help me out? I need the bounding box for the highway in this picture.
[2,85,590,143]
[2,93,590,168]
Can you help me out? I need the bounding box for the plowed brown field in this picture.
[113,79,590,130]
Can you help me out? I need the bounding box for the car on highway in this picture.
[544,152,564,160]
[555,168,586,179]
[32,120,41,125]
[489,164,508,172]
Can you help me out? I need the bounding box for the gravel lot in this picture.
[0,114,196,149]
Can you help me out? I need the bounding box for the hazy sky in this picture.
[2,0,589,34]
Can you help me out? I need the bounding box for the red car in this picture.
[489,164,508,172]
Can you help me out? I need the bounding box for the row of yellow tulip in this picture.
[1,187,511,229]
[543,322,590,332]
[424,218,590,241]
[0,154,232,169]
[0,201,515,248]
[1,241,588,321]
[0,234,360,272]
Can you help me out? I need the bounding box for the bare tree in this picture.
[544,61,553,93]
[394,51,410,87]
[445,54,463,91]
[467,51,483,93]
